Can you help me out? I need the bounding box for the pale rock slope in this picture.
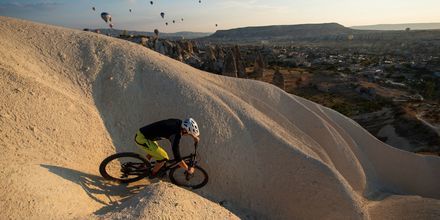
[0,17,439,219]
[97,182,239,220]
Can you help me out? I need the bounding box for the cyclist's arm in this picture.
[189,134,199,144]
[171,134,182,161]
[171,134,190,171]
[186,134,199,174]
[179,160,194,174]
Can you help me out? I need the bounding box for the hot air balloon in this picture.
[181,18,184,22]
[92,7,96,11]
[101,12,112,23]
[150,1,153,5]
[154,29,159,36]
[215,24,218,27]
[165,22,168,26]
[129,9,132,12]
[160,12,165,19]
[199,0,201,3]
[172,20,175,24]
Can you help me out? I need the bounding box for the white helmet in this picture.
[182,118,200,137]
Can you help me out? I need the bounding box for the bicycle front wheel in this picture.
[169,165,209,189]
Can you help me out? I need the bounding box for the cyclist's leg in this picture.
[135,131,169,176]
[152,161,166,175]
[144,140,169,161]
[135,131,163,159]
[147,141,169,175]
[136,147,165,176]
[146,154,152,161]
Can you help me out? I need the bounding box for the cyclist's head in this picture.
[181,118,200,137]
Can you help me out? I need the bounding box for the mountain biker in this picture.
[135,118,200,179]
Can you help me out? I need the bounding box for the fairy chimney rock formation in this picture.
[233,45,246,78]
[222,49,238,77]
[272,69,285,90]
[215,45,225,61]
[154,40,166,55]
[254,52,265,78]
[202,46,222,74]
[180,41,194,54]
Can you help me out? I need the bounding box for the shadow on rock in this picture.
[40,164,148,215]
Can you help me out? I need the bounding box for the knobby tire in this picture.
[169,165,209,189]
[99,152,150,183]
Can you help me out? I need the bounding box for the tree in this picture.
[424,80,436,98]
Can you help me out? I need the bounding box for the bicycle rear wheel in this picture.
[169,165,208,189]
[99,152,150,183]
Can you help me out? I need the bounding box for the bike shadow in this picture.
[40,164,148,215]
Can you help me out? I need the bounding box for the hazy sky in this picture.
[1,0,439,32]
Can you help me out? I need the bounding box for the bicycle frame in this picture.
[161,143,199,171]
[124,145,201,175]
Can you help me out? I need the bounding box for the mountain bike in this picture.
[99,143,208,189]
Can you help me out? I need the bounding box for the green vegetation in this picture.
[295,89,392,117]
[424,80,436,99]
